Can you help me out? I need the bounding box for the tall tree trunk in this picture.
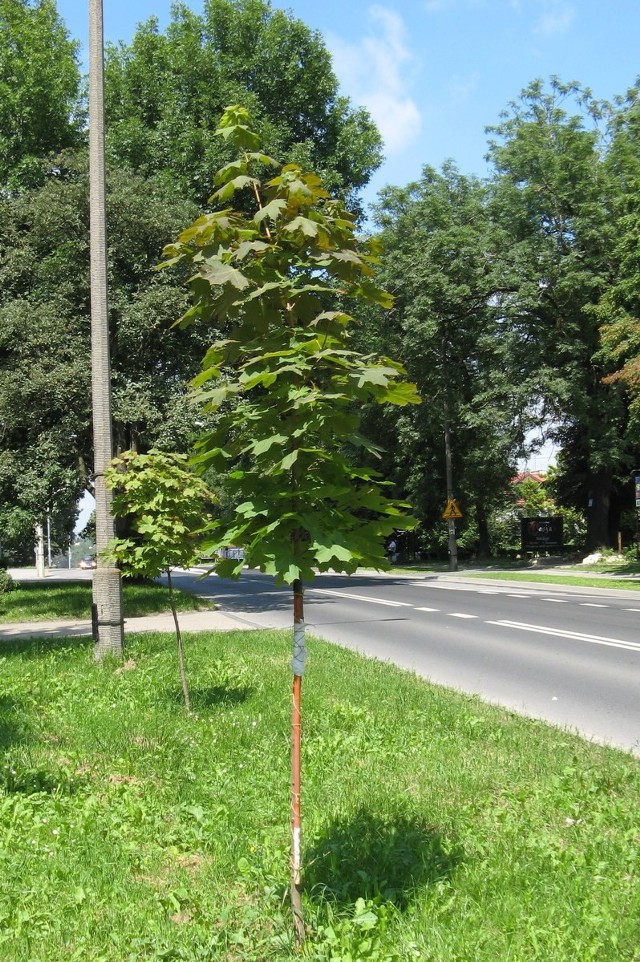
[167,569,190,711]
[290,577,305,945]
[89,0,124,658]
[585,468,613,551]
[476,501,491,558]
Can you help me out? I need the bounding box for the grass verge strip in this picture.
[0,627,638,960]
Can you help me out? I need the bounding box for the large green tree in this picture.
[487,78,632,549]
[0,0,82,190]
[596,80,640,447]
[104,0,383,214]
[0,151,204,560]
[0,0,383,560]
[368,163,529,556]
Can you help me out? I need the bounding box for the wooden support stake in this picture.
[290,578,305,946]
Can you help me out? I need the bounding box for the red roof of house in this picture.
[512,471,545,484]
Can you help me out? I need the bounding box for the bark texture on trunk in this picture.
[89,0,123,658]
[585,468,613,551]
[476,502,491,558]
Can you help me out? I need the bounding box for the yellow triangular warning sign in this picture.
[442,498,463,520]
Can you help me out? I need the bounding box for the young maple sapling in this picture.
[104,449,215,711]
[161,106,420,941]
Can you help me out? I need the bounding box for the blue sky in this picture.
[58,0,640,210]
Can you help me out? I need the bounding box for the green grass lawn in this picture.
[0,628,638,960]
[461,570,640,590]
[0,580,212,623]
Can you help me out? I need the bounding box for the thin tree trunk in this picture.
[443,413,458,571]
[290,577,305,946]
[89,0,124,658]
[167,569,190,712]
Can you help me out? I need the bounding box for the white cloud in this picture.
[423,0,487,10]
[422,0,575,33]
[365,92,422,152]
[533,1,575,36]
[327,6,422,154]
[423,0,453,11]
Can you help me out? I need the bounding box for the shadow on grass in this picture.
[166,684,253,710]
[0,695,30,748]
[306,807,462,909]
[0,634,93,659]
[188,573,440,614]
[0,761,88,796]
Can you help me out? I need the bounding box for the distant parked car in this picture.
[79,556,97,570]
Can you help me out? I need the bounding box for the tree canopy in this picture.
[0,0,386,559]
[162,106,418,582]
[597,82,640,445]
[363,77,640,553]
[368,163,532,555]
[104,0,383,214]
[0,151,206,558]
[3,0,640,558]
[0,0,82,189]
[487,79,634,548]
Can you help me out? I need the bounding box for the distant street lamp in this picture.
[45,485,66,569]
[46,507,52,568]
[35,523,45,578]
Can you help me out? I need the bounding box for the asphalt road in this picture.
[170,567,640,755]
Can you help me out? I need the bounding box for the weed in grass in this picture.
[303,897,409,962]
[0,694,31,749]
[0,754,85,796]
[167,656,255,712]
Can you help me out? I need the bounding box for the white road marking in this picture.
[409,582,509,597]
[312,584,638,635]
[311,588,412,608]
[408,583,471,591]
[487,620,640,654]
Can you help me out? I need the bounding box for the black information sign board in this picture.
[520,517,563,552]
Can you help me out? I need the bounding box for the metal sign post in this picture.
[442,499,463,572]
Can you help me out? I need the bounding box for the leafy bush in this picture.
[0,568,15,593]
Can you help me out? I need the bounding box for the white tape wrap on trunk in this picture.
[292,621,307,676]
[292,825,302,883]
